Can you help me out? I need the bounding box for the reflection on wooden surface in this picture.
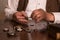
[19,30,47,40]
[0,20,55,40]
[56,33,60,40]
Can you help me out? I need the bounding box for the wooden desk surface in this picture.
[0,20,53,40]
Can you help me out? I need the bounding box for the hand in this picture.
[45,12,55,22]
[13,11,28,24]
[31,9,55,22]
[31,9,46,22]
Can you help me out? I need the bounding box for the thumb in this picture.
[21,11,28,17]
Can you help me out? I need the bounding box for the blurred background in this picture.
[0,0,7,21]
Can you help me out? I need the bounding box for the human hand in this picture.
[31,9,46,22]
[13,11,28,24]
[45,12,55,22]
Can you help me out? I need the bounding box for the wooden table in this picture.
[0,20,53,40]
[48,24,60,40]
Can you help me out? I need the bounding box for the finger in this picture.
[21,11,27,17]
[32,12,40,19]
[20,20,28,24]
[35,14,41,20]
[36,17,44,22]
[31,9,39,18]
[16,12,23,16]
[16,15,25,19]
[18,18,28,23]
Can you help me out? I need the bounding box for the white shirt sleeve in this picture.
[4,0,19,20]
[52,12,60,24]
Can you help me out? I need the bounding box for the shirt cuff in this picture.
[52,12,60,24]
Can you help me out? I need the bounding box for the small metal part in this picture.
[25,29,31,33]
[35,20,47,31]
[27,18,36,31]
[15,26,23,32]
[7,26,15,36]
[30,24,34,26]
[16,28,23,32]
[3,28,9,32]
[7,30,15,36]
[21,27,31,33]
